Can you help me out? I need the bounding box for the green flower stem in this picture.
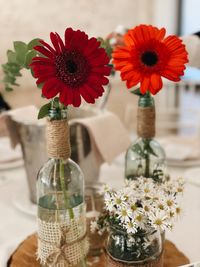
[59,160,87,267]
[144,140,150,178]
[59,160,74,219]
[145,151,150,178]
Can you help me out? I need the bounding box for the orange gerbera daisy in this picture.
[112,24,188,95]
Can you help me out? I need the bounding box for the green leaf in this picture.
[25,50,37,68]
[37,83,43,89]
[14,41,28,65]
[5,86,14,92]
[7,50,16,63]
[38,102,51,119]
[27,38,41,50]
[132,143,146,158]
[143,140,158,157]
[7,63,21,74]
[131,88,143,96]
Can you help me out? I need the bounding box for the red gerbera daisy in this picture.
[30,28,111,107]
[112,24,188,95]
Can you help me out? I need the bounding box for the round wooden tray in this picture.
[7,234,190,267]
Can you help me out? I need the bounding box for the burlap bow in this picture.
[46,245,71,267]
[41,225,87,267]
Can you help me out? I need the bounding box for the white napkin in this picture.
[2,105,44,148]
[160,136,200,161]
[70,111,131,164]
[182,35,200,68]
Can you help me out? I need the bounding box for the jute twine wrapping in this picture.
[106,250,163,267]
[37,215,89,266]
[46,119,71,160]
[137,107,155,138]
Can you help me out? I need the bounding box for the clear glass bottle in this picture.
[106,225,163,267]
[37,107,88,267]
[125,93,166,182]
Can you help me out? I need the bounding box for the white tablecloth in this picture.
[0,158,200,266]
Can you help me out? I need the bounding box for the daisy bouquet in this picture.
[92,177,184,263]
[112,24,189,181]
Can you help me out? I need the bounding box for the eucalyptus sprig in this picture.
[1,38,40,92]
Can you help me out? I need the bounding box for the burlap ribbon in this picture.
[106,250,163,267]
[46,119,71,160]
[39,226,87,267]
[137,106,155,138]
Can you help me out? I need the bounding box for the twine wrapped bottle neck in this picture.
[46,108,71,160]
[137,93,155,139]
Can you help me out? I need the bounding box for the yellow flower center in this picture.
[144,205,149,212]
[136,215,142,222]
[158,204,164,210]
[167,200,173,207]
[131,204,137,211]
[121,209,128,216]
[116,198,122,205]
[155,219,163,226]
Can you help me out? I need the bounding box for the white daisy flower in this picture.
[125,221,137,234]
[117,208,132,223]
[149,211,169,232]
[113,191,127,207]
[135,213,147,229]
[104,192,115,212]
[165,196,176,210]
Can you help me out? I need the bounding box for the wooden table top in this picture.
[7,234,190,267]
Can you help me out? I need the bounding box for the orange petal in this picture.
[140,77,150,94]
[150,74,163,94]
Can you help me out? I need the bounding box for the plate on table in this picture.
[0,137,23,170]
[159,136,200,168]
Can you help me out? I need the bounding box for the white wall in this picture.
[181,0,200,35]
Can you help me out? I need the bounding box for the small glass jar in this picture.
[106,225,163,267]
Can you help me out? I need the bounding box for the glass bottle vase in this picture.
[37,108,88,267]
[125,93,167,182]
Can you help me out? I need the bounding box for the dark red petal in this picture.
[89,54,110,66]
[79,85,95,103]
[89,74,109,85]
[42,78,60,99]
[39,40,56,55]
[55,32,65,52]
[65,28,74,49]
[34,46,54,59]
[33,67,55,76]
[83,38,100,56]
[91,66,111,76]
[50,32,61,54]
[72,89,81,107]
[30,60,54,67]
[36,75,55,84]
[59,85,73,106]
[84,84,99,98]
[31,56,54,64]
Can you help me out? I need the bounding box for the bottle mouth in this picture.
[138,92,155,107]
[110,224,157,236]
[49,107,68,120]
